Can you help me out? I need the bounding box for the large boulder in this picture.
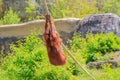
[77,13,120,37]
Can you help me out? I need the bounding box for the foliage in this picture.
[0,49,4,65]
[50,0,70,18]
[0,0,119,23]
[25,1,44,21]
[0,33,75,80]
[68,32,120,63]
[50,0,120,18]
[67,61,82,76]
[0,0,44,23]
[0,32,120,80]
[103,0,120,16]
[0,8,20,25]
[0,34,45,80]
[94,52,115,61]
[0,0,3,16]
[50,0,98,18]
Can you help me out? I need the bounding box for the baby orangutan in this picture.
[43,15,67,66]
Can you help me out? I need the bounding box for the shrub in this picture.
[0,33,74,80]
[1,32,120,80]
[0,0,3,16]
[68,32,120,63]
[67,61,82,76]
[103,0,120,16]
[0,33,45,80]
[25,2,44,21]
[50,0,120,18]
[50,0,98,18]
[0,48,4,65]
[0,8,20,25]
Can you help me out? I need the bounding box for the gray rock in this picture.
[77,13,120,37]
[87,60,118,69]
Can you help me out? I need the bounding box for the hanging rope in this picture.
[42,0,49,15]
[42,0,96,80]
[62,43,96,80]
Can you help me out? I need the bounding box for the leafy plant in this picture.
[1,32,120,80]
[0,0,3,17]
[0,51,3,65]
[1,33,45,80]
[103,0,120,16]
[50,0,70,18]
[67,61,81,76]
[0,33,74,80]
[50,0,120,18]
[0,7,20,25]
[68,32,120,63]
[25,1,44,21]
[50,0,98,18]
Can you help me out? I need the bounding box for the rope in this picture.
[42,0,96,80]
[42,0,50,15]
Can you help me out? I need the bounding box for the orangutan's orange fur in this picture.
[43,15,67,66]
